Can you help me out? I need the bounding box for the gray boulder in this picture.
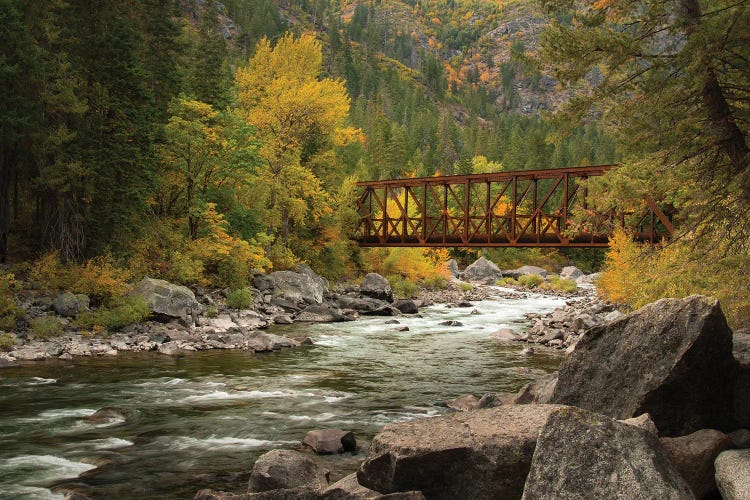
[357,404,563,499]
[551,295,736,436]
[296,304,345,323]
[53,292,90,317]
[514,373,558,405]
[559,266,583,281]
[321,474,379,499]
[393,300,418,314]
[302,429,356,455]
[661,429,733,499]
[733,329,750,428]
[619,413,659,435]
[249,450,329,493]
[335,296,391,313]
[359,273,393,302]
[521,406,693,499]
[446,259,459,278]
[254,268,328,305]
[461,257,501,283]
[132,277,200,322]
[513,266,547,278]
[714,449,750,500]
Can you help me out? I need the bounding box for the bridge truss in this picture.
[354,165,674,248]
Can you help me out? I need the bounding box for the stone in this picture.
[513,265,547,278]
[273,314,294,325]
[247,488,320,499]
[296,304,345,323]
[360,305,401,317]
[359,273,393,303]
[85,406,129,425]
[521,406,693,500]
[53,292,90,317]
[157,341,187,356]
[254,268,328,305]
[489,328,517,341]
[132,277,200,322]
[245,332,299,352]
[514,373,557,405]
[444,394,481,411]
[438,320,462,327]
[661,429,733,499]
[335,296,391,314]
[559,266,583,281]
[249,450,329,493]
[321,473,379,499]
[195,490,250,500]
[0,353,17,367]
[393,300,418,314]
[521,347,534,356]
[357,404,564,499]
[603,310,626,323]
[302,429,357,455]
[461,257,501,283]
[728,429,750,448]
[619,413,659,435]
[550,295,736,436]
[575,272,599,285]
[714,449,750,500]
[446,259,459,278]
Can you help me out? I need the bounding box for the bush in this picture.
[72,255,133,306]
[421,275,448,290]
[28,252,70,292]
[0,333,16,351]
[388,275,419,298]
[30,316,64,339]
[541,275,578,293]
[0,273,22,330]
[74,296,151,331]
[168,251,205,285]
[226,288,253,309]
[459,282,474,291]
[205,305,218,318]
[517,274,544,288]
[496,277,517,286]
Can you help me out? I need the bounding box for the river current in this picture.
[0,288,565,499]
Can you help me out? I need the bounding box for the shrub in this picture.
[422,275,448,290]
[72,255,133,306]
[204,305,219,318]
[30,316,64,339]
[28,252,70,292]
[496,277,517,286]
[459,282,474,292]
[0,273,22,330]
[168,251,205,285]
[541,275,578,293]
[517,274,544,288]
[0,333,16,351]
[364,247,451,282]
[388,275,419,298]
[74,296,151,331]
[226,288,254,309]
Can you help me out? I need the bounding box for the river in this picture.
[0,288,566,499]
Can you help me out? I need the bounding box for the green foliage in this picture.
[225,288,253,309]
[0,333,16,351]
[205,305,218,318]
[0,273,22,330]
[30,317,64,339]
[540,275,577,293]
[387,275,419,299]
[496,277,518,286]
[459,282,474,292]
[421,275,448,291]
[517,274,544,288]
[73,296,151,332]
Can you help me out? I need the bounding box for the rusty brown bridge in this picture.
[354,165,675,248]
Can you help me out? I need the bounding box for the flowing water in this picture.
[0,289,566,499]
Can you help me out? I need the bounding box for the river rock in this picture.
[446,259,459,278]
[247,487,322,499]
[335,296,390,313]
[660,429,733,499]
[249,450,329,493]
[302,429,357,455]
[254,267,328,305]
[550,295,736,436]
[195,490,250,499]
[728,429,750,448]
[85,406,129,425]
[393,300,418,314]
[296,304,345,323]
[245,332,299,352]
[559,266,583,281]
[444,394,481,411]
[132,277,200,322]
[461,257,501,283]
[157,341,189,356]
[521,406,693,499]
[619,413,659,435]
[0,353,17,367]
[357,404,564,499]
[489,328,517,341]
[359,273,393,302]
[714,449,750,500]
[575,272,599,285]
[513,266,547,278]
[439,320,462,327]
[514,373,557,404]
[53,292,90,317]
[321,473,379,499]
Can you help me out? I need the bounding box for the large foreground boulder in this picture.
[732,329,750,428]
[249,450,329,493]
[521,407,693,499]
[660,429,733,499]
[460,257,501,284]
[550,295,736,436]
[254,267,328,305]
[132,277,200,321]
[359,273,393,302]
[714,449,750,500]
[357,404,563,499]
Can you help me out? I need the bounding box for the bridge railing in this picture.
[354,165,674,248]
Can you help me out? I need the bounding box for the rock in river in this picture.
[550,295,736,436]
[357,404,563,499]
[359,273,393,303]
[249,450,329,493]
[521,406,693,499]
[302,429,357,455]
[460,257,501,284]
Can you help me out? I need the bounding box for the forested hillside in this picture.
[1,0,747,325]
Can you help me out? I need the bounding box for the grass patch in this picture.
[459,282,474,292]
[517,274,544,288]
[421,275,448,290]
[225,288,254,309]
[540,275,578,293]
[30,316,64,339]
[205,305,219,318]
[0,333,16,351]
[387,275,419,298]
[74,296,151,331]
[496,277,518,286]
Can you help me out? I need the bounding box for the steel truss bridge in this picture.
[354,165,674,248]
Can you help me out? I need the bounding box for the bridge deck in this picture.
[353,165,673,248]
